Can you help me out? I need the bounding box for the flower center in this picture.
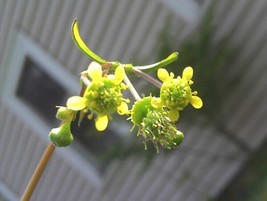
[84,78,123,114]
[160,78,192,110]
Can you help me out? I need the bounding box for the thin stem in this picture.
[20,142,55,201]
[133,67,162,88]
[80,73,91,86]
[124,74,141,101]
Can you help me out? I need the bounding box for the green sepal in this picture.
[56,107,75,121]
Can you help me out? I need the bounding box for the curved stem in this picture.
[21,142,55,201]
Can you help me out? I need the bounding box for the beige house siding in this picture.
[0,0,267,200]
[213,0,267,150]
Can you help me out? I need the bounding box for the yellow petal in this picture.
[117,102,129,115]
[182,66,193,82]
[191,96,203,109]
[95,115,108,131]
[157,68,169,82]
[151,97,163,108]
[66,96,87,111]
[168,109,180,122]
[114,65,125,84]
[88,61,102,81]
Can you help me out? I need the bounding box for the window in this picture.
[1,32,127,175]
[16,57,67,125]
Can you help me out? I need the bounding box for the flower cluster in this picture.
[67,62,129,131]
[49,62,129,147]
[48,19,203,150]
[130,67,202,151]
[152,67,203,122]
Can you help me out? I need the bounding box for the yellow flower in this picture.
[67,61,129,131]
[156,67,203,121]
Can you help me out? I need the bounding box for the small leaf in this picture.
[135,52,178,71]
[72,19,106,64]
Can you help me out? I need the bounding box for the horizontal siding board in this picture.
[86,0,117,61]
[214,0,252,43]
[14,129,35,195]
[224,7,267,82]
[99,0,135,61]
[114,0,156,63]
[105,0,146,62]
[30,0,52,40]
[58,0,88,71]
[0,0,16,74]
[0,115,18,185]
[21,0,39,33]
[230,0,267,46]
[114,161,144,201]
[48,0,73,58]
[20,139,46,196]
[6,123,27,193]
[39,0,63,47]
[100,158,138,201]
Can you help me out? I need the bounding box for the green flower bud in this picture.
[56,107,75,120]
[49,120,73,147]
[172,130,184,146]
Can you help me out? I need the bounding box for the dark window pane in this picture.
[72,117,122,172]
[16,57,67,125]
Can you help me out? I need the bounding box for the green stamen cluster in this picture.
[85,78,124,114]
[141,110,184,151]
[131,97,184,151]
[160,77,192,110]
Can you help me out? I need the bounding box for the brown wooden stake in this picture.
[20,142,55,201]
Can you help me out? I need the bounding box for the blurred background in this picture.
[0,0,267,200]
